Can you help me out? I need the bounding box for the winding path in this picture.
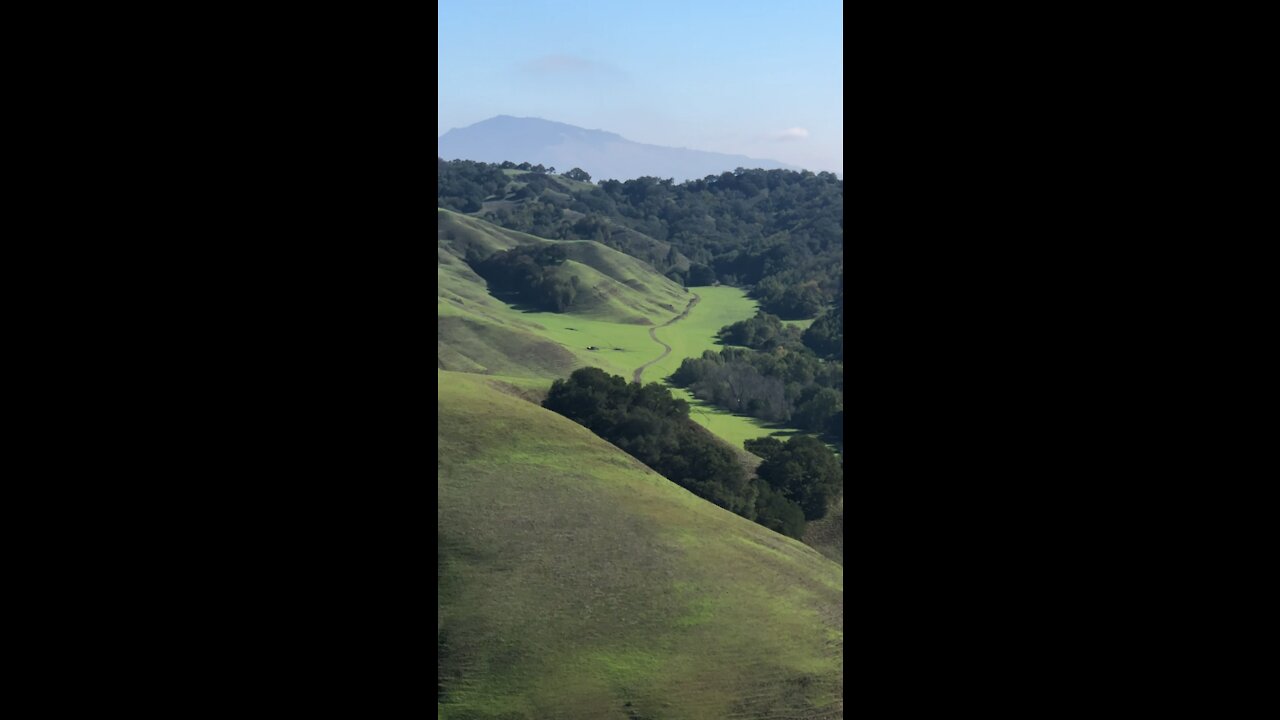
[632,293,700,384]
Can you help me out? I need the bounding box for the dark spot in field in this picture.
[565,327,577,330]
[587,346,599,350]
[613,347,625,351]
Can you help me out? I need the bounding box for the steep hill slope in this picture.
[439,115,797,182]
[438,371,843,719]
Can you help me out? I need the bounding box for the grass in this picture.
[802,497,844,565]
[782,316,817,330]
[438,371,843,719]
[670,386,798,448]
[438,209,686,379]
[632,286,829,449]
[440,221,830,452]
[439,209,839,510]
[637,286,761,382]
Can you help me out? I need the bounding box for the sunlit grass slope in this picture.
[438,371,843,720]
[802,497,845,565]
[438,210,689,376]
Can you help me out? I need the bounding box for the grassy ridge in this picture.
[438,371,842,719]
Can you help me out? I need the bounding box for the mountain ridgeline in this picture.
[439,115,796,183]
[438,158,842,320]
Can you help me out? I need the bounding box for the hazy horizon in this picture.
[438,0,843,175]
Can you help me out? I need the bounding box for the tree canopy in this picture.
[468,245,578,312]
[541,368,827,537]
[438,159,842,318]
[752,435,842,520]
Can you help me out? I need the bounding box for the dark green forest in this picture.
[670,345,843,439]
[437,159,842,319]
[543,368,840,538]
[744,435,843,521]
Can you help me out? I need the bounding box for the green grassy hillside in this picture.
[802,497,844,565]
[438,209,690,376]
[438,371,843,719]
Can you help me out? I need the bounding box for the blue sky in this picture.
[438,0,843,174]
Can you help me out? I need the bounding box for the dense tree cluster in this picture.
[802,306,843,359]
[719,312,804,351]
[670,347,843,435]
[672,307,844,440]
[752,278,828,319]
[543,368,824,537]
[744,436,843,520]
[437,158,508,213]
[467,244,579,312]
[517,172,571,194]
[586,171,843,318]
[672,351,790,422]
[437,160,842,318]
[498,161,550,173]
[489,200,574,240]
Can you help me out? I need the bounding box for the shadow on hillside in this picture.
[485,288,552,315]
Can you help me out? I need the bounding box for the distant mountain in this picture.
[438,115,798,182]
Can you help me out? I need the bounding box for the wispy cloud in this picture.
[772,127,810,141]
[522,54,626,80]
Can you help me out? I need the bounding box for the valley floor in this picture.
[631,286,808,449]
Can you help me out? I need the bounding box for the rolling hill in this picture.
[438,371,843,719]
[437,207,844,717]
[438,209,691,378]
[439,208,838,478]
[439,116,797,182]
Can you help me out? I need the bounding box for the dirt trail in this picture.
[632,294,700,384]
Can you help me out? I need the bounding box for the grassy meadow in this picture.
[438,371,843,719]
[634,285,760,383]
